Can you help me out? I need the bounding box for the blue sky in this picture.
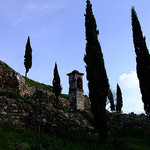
[0,0,150,114]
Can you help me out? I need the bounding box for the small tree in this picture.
[108,88,115,112]
[116,84,123,113]
[52,62,62,107]
[24,36,32,78]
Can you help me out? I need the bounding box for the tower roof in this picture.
[67,70,84,76]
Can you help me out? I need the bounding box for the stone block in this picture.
[1,112,7,115]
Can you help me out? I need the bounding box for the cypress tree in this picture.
[108,89,115,112]
[52,62,62,107]
[131,7,150,116]
[24,36,32,78]
[116,84,123,113]
[84,0,109,143]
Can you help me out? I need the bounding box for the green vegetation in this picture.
[52,63,62,106]
[55,107,69,113]
[0,124,150,150]
[84,0,109,143]
[60,94,69,100]
[116,84,123,113]
[24,77,68,100]
[0,90,28,102]
[107,128,150,150]
[25,77,53,93]
[132,7,150,116]
[24,36,32,78]
[108,88,115,112]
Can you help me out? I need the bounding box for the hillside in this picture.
[0,60,150,149]
[0,60,93,130]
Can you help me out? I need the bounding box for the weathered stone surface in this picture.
[84,95,91,110]
[0,96,93,130]
[0,61,19,93]
[67,70,85,111]
[0,60,94,131]
[1,112,7,115]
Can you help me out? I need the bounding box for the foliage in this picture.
[116,84,123,113]
[0,90,28,102]
[52,63,62,106]
[25,77,53,93]
[131,7,150,117]
[0,124,150,150]
[24,36,32,78]
[24,77,68,100]
[60,93,69,100]
[108,89,115,112]
[0,125,100,150]
[84,0,109,143]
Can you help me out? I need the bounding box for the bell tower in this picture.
[67,70,84,111]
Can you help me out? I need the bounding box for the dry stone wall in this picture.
[0,60,69,109]
[0,61,19,93]
[0,60,93,130]
[0,96,93,130]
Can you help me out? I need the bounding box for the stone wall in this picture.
[0,60,69,109]
[0,60,92,130]
[84,95,91,111]
[0,61,91,111]
[0,61,19,93]
[0,96,93,130]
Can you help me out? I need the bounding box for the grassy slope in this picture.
[0,60,68,100]
[0,125,150,150]
[24,77,68,100]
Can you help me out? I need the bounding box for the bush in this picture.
[0,90,28,102]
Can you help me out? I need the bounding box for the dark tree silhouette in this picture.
[84,0,109,143]
[24,36,32,78]
[131,7,150,116]
[116,84,123,113]
[108,89,115,112]
[52,62,62,107]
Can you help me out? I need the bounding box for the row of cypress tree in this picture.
[24,0,150,144]
[24,37,62,106]
[84,0,150,144]
[108,85,123,113]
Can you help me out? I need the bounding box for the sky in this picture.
[0,0,150,114]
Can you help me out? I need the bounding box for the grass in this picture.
[107,128,150,150]
[0,124,150,150]
[0,124,100,150]
[24,77,53,93]
[60,93,69,100]
[24,77,68,100]
[0,90,28,102]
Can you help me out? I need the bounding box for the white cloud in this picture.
[122,92,144,114]
[119,71,139,90]
[118,71,144,114]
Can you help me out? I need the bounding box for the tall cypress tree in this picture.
[24,36,32,78]
[116,84,123,113]
[108,88,115,112]
[84,0,109,143]
[131,7,150,116]
[52,62,62,107]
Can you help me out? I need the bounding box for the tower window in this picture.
[77,77,82,90]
